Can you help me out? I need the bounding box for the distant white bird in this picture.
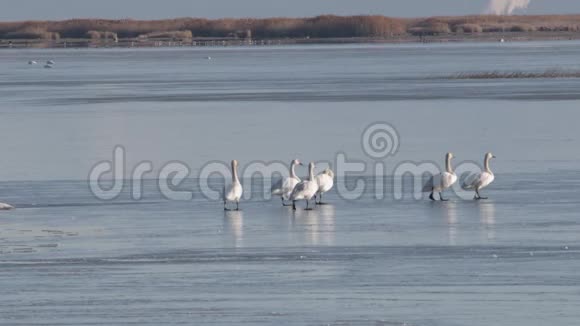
[271,159,303,206]
[28,60,37,65]
[223,159,243,210]
[46,60,55,65]
[43,64,53,69]
[423,152,457,201]
[0,202,14,210]
[463,152,496,200]
[290,162,319,211]
[206,56,212,60]
[314,168,334,205]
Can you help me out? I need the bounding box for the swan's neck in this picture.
[484,157,492,174]
[309,165,314,182]
[290,162,297,179]
[232,163,239,184]
[446,156,454,174]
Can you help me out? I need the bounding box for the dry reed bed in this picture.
[1,14,580,40]
[449,70,580,79]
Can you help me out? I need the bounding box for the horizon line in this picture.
[2,12,580,23]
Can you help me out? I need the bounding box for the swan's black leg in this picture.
[429,192,436,201]
[477,189,488,200]
[304,199,314,211]
[282,197,291,207]
[317,193,327,205]
[439,192,449,201]
[236,201,240,211]
[475,189,487,200]
[292,200,297,211]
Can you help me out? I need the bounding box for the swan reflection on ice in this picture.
[479,201,496,241]
[292,204,336,246]
[223,210,244,248]
[441,201,458,245]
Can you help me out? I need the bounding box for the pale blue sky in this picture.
[0,0,579,20]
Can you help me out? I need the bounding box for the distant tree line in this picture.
[1,14,580,40]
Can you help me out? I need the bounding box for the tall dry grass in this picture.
[1,26,59,40]
[408,14,580,34]
[1,14,580,40]
[86,30,118,41]
[449,69,580,79]
[140,30,192,40]
[454,24,483,33]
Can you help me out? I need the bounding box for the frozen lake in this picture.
[1,42,580,325]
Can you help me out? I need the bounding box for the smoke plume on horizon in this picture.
[486,0,531,15]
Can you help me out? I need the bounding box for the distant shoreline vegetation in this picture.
[449,70,580,79]
[2,14,580,48]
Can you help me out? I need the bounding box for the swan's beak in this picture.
[299,162,304,166]
[493,155,497,158]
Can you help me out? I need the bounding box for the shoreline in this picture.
[3,13,580,49]
[2,31,580,49]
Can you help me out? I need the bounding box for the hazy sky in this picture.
[1,0,579,20]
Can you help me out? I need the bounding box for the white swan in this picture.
[423,152,457,201]
[314,168,334,205]
[463,152,496,200]
[46,60,55,65]
[0,202,14,210]
[289,162,319,211]
[223,159,243,210]
[271,159,303,206]
[28,60,37,65]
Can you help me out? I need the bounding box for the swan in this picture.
[289,162,319,211]
[423,152,457,201]
[314,168,334,205]
[28,60,37,65]
[223,159,243,210]
[463,152,496,200]
[43,64,53,69]
[271,159,303,206]
[0,202,14,210]
[46,60,55,65]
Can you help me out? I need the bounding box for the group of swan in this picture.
[423,152,496,201]
[223,159,334,211]
[225,153,495,210]
[28,60,55,68]
[283,161,335,211]
[1,153,494,213]
[270,159,302,206]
